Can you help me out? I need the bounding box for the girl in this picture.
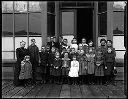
[81,38,88,53]
[69,47,78,61]
[70,38,78,52]
[52,52,62,84]
[19,55,32,87]
[104,40,116,85]
[61,52,71,84]
[77,44,88,84]
[86,40,95,85]
[95,49,104,85]
[69,55,79,85]
[39,46,47,84]
[49,47,56,83]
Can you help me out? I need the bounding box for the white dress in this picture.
[70,44,78,52]
[68,60,79,77]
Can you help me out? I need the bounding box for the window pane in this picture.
[29,13,42,36]
[62,12,74,35]
[2,14,13,36]
[98,13,107,35]
[29,37,42,51]
[2,37,14,51]
[14,1,27,12]
[2,1,13,13]
[113,2,125,11]
[98,2,107,13]
[113,12,124,35]
[29,1,41,12]
[15,37,28,51]
[115,51,125,60]
[15,14,27,36]
[2,52,14,59]
[113,36,126,50]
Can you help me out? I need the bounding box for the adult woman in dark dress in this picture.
[14,40,28,86]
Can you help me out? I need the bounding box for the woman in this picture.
[14,40,28,86]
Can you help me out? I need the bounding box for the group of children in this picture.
[19,37,117,86]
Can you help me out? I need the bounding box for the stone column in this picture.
[40,2,47,46]
[107,2,113,41]
[55,1,60,42]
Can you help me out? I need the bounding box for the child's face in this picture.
[101,41,106,46]
[41,47,45,51]
[79,45,83,50]
[73,39,77,44]
[51,47,56,52]
[25,56,30,61]
[55,53,60,58]
[82,39,86,43]
[73,57,76,60]
[89,41,93,46]
[64,53,68,58]
[107,41,112,47]
[46,47,50,51]
[63,40,67,44]
[107,48,112,53]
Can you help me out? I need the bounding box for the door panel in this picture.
[61,10,76,36]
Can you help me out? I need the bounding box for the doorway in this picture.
[77,8,93,44]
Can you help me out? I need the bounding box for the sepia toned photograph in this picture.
[2,1,127,98]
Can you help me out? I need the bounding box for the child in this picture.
[81,38,88,53]
[104,40,116,85]
[49,47,56,83]
[95,49,104,85]
[61,52,71,84]
[86,40,95,85]
[69,55,79,85]
[69,47,78,61]
[52,52,62,84]
[77,44,88,84]
[19,55,32,87]
[62,39,69,50]
[45,45,51,83]
[39,46,47,84]
[70,38,78,52]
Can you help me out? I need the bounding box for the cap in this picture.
[100,38,107,43]
[31,39,36,42]
[20,40,26,44]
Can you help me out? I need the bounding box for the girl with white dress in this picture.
[68,55,79,85]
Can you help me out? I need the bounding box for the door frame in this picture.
[60,3,98,47]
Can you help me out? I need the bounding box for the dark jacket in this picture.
[27,45,39,63]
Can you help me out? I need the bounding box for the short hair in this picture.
[107,40,113,44]
[31,39,35,42]
[20,40,26,44]
[100,38,106,43]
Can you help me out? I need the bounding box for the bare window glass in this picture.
[2,1,13,13]
[14,1,27,12]
[29,1,41,12]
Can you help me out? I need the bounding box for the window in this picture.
[98,2,107,36]
[2,1,47,60]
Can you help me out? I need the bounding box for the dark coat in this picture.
[61,58,71,76]
[51,58,62,76]
[39,51,48,74]
[104,47,116,75]
[78,54,87,75]
[47,41,58,50]
[49,52,56,75]
[69,52,78,61]
[28,45,39,64]
[95,48,105,76]
[14,47,28,86]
